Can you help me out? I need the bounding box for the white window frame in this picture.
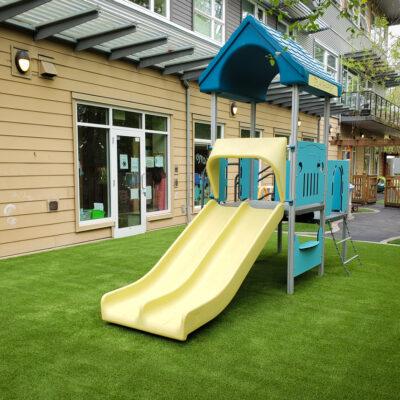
[314,40,339,80]
[240,127,263,138]
[242,0,267,24]
[75,101,171,228]
[193,0,225,44]
[127,0,170,19]
[193,120,224,210]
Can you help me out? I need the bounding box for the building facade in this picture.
[0,0,398,257]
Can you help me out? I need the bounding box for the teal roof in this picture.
[199,15,342,102]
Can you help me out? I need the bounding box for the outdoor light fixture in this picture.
[15,50,31,74]
[297,120,302,127]
[230,102,238,116]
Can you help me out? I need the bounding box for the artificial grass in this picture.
[0,227,399,400]
[357,207,375,213]
[282,222,329,233]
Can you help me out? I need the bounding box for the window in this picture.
[302,136,315,142]
[129,0,169,17]
[314,42,338,79]
[76,104,170,224]
[194,122,223,207]
[242,0,267,24]
[277,20,289,35]
[240,128,261,138]
[145,114,169,213]
[77,104,111,223]
[194,0,225,43]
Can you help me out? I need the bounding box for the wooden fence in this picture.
[352,174,378,204]
[385,176,400,207]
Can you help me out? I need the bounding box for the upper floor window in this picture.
[277,20,289,35]
[194,0,225,43]
[242,0,267,24]
[314,42,338,79]
[130,0,169,17]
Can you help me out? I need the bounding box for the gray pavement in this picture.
[340,196,400,243]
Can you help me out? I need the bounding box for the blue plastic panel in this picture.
[294,228,323,277]
[276,142,326,206]
[218,158,228,202]
[239,159,259,200]
[326,160,350,216]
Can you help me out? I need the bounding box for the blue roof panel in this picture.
[199,15,342,102]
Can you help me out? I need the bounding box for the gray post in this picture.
[250,102,256,136]
[211,93,218,145]
[277,221,283,253]
[319,97,331,276]
[287,85,299,294]
[250,102,256,199]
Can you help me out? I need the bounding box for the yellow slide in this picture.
[101,138,287,341]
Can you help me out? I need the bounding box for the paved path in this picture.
[341,199,400,243]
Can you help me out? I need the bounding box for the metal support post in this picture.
[250,101,256,199]
[287,85,299,295]
[211,93,218,146]
[277,221,283,253]
[319,96,331,276]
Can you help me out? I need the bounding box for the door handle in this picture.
[141,172,146,190]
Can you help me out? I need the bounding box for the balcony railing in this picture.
[342,90,400,129]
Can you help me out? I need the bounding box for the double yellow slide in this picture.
[101,138,287,341]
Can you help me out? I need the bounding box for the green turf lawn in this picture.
[281,222,330,233]
[1,227,399,400]
[388,238,400,245]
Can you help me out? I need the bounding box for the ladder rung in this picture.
[343,254,359,265]
[337,237,351,244]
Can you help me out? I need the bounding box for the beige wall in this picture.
[0,26,320,258]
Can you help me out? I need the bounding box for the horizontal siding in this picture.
[0,25,322,258]
[171,0,192,30]
[226,0,241,40]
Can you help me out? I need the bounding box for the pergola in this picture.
[0,0,346,117]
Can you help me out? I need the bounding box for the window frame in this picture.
[128,0,170,19]
[242,0,267,24]
[276,19,290,35]
[193,120,224,210]
[75,101,171,230]
[193,0,226,43]
[314,40,339,80]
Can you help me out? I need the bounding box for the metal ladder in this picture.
[327,216,362,275]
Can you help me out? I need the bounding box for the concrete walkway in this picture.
[340,198,400,243]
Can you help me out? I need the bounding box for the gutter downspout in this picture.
[182,80,192,223]
[317,115,321,143]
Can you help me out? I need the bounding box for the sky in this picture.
[389,24,400,45]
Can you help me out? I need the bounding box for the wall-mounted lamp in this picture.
[297,120,302,128]
[230,102,238,117]
[15,50,30,74]
[361,134,365,139]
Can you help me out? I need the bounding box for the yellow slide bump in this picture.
[101,201,284,340]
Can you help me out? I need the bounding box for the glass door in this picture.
[111,128,146,238]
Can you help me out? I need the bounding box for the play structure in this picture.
[101,16,356,341]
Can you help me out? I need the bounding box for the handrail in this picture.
[342,89,400,129]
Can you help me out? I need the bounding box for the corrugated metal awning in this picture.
[0,0,218,72]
